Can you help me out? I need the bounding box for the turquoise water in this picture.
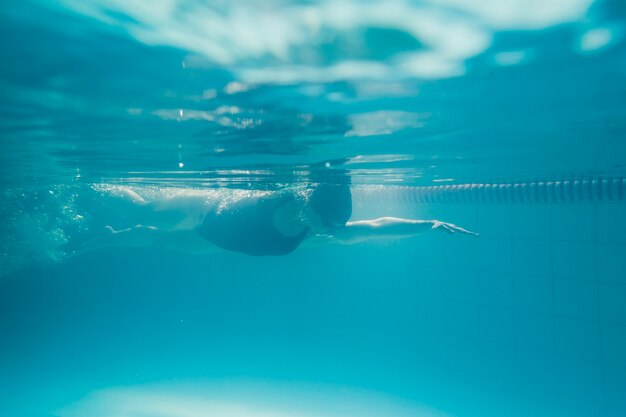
[1,1,626,416]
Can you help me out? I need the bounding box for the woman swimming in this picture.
[81,181,476,256]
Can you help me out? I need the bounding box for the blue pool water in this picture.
[1,1,626,416]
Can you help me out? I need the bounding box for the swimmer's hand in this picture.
[77,224,161,254]
[431,220,478,236]
[74,225,116,254]
[328,217,478,245]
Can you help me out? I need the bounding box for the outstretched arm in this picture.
[78,224,219,255]
[327,217,477,245]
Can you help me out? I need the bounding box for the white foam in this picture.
[427,0,594,29]
[151,106,258,129]
[346,111,426,137]
[57,0,597,83]
[494,50,531,66]
[579,27,615,52]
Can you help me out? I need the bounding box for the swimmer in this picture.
[80,181,477,256]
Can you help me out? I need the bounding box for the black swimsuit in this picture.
[197,180,352,256]
[197,191,309,256]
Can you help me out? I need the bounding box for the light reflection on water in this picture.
[1,0,625,186]
[59,380,447,417]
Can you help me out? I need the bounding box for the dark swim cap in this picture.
[309,183,352,228]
